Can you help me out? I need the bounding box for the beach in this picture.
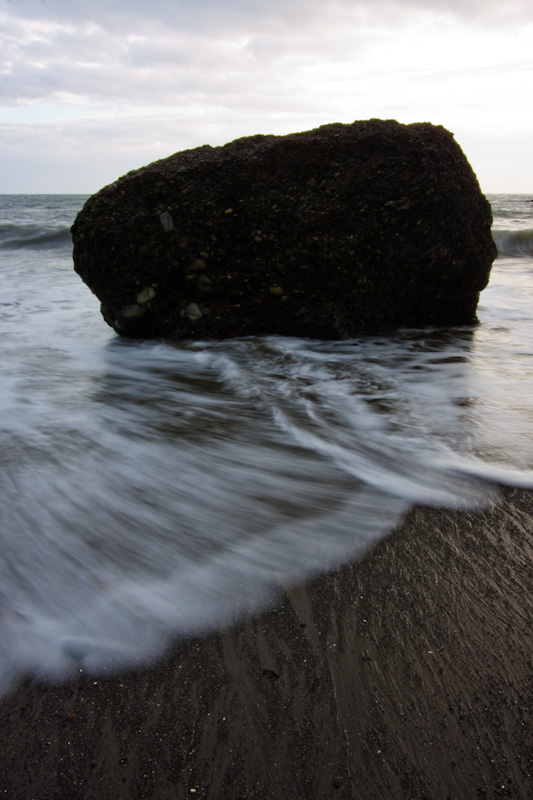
[2,486,532,799]
[2,0,533,788]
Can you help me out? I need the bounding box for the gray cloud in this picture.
[1,0,531,193]
[2,0,531,109]
[1,8,372,108]
[4,0,533,30]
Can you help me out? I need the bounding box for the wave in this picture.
[1,333,533,694]
[493,229,533,257]
[0,223,73,251]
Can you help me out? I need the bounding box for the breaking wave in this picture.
[0,223,73,251]
[492,228,533,258]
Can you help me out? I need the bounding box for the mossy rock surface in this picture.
[72,119,496,340]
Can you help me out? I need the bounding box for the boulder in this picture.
[72,119,496,340]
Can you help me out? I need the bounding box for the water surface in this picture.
[1,193,532,693]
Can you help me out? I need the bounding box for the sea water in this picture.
[1,193,532,693]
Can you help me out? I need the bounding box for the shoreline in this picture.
[1,486,532,799]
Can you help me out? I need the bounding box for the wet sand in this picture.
[1,486,532,799]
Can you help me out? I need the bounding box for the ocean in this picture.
[1,192,532,695]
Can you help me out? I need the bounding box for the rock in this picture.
[72,119,496,340]
[183,302,203,321]
[136,286,156,304]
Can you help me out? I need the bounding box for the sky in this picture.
[1,0,532,194]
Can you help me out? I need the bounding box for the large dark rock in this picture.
[72,119,496,340]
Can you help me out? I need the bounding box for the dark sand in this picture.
[1,487,532,799]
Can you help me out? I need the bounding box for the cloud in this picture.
[2,0,532,109]
[0,105,317,193]
[4,0,533,26]
[1,0,532,192]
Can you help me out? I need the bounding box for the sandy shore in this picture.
[1,486,532,799]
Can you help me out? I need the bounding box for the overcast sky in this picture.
[1,0,532,194]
